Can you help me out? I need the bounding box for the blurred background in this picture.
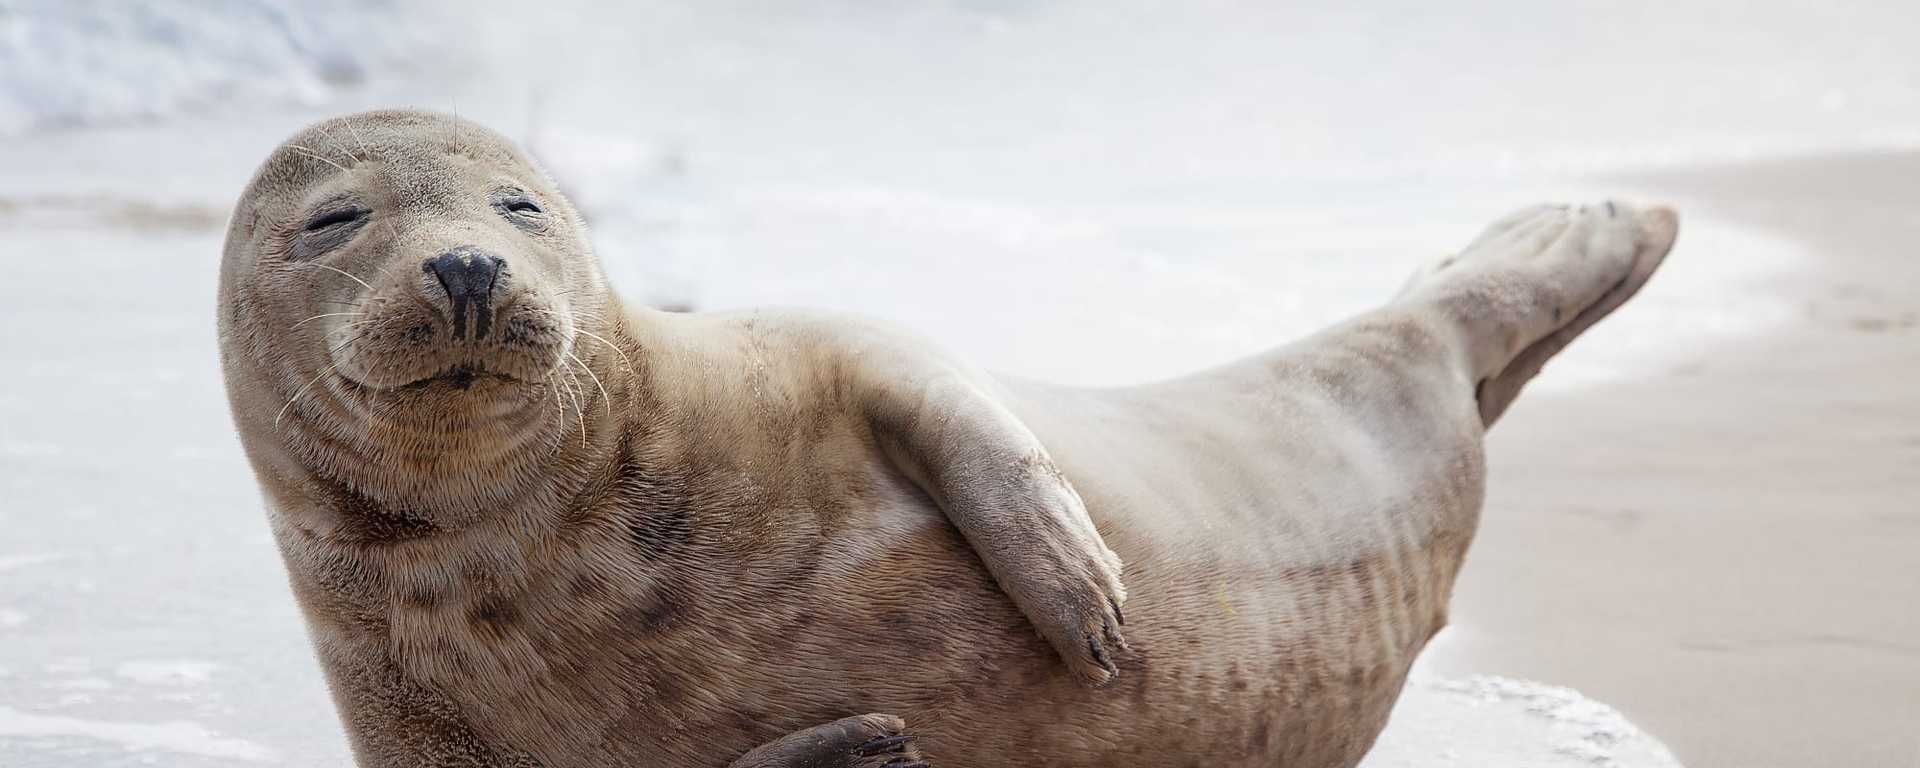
[1,1,1915,766]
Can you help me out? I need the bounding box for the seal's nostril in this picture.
[422,247,507,340]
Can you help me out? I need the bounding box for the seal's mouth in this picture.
[402,364,519,391]
[328,295,571,393]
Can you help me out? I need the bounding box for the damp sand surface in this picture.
[1420,152,1920,768]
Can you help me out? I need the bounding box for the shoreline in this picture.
[1424,150,1920,767]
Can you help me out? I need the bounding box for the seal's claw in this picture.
[1088,633,1114,675]
[1104,610,1130,653]
[839,717,926,768]
[1035,581,1129,686]
[851,731,928,768]
[855,734,914,757]
[728,713,928,768]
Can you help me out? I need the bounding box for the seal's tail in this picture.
[1400,203,1680,426]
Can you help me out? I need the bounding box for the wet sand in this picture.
[1425,152,1920,767]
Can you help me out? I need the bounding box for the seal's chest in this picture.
[379,548,647,742]
[391,588,561,687]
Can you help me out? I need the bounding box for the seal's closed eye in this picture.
[290,205,371,260]
[304,206,370,232]
[492,190,550,233]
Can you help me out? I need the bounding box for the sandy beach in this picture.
[1426,152,1920,767]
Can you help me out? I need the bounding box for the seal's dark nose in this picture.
[423,247,505,340]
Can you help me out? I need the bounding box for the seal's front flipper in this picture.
[865,368,1129,687]
[728,713,929,768]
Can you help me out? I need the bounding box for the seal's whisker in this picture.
[286,144,350,174]
[305,262,376,292]
[328,321,384,341]
[566,349,613,418]
[450,99,469,152]
[556,360,588,449]
[315,125,360,164]
[275,361,343,427]
[292,311,366,329]
[570,328,633,371]
[520,308,633,371]
[326,314,403,357]
[344,120,373,161]
[559,357,585,403]
[334,316,394,337]
[543,370,566,431]
[359,254,415,296]
[325,332,366,357]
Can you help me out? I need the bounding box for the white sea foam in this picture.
[1364,675,1683,768]
[114,660,221,687]
[0,707,277,762]
[0,552,69,571]
[0,0,436,134]
[44,677,113,692]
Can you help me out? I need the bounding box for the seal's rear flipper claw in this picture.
[855,734,915,757]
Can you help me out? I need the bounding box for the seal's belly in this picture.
[740,433,1475,768]
[823,376,1487,767]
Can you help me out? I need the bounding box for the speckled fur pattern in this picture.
[217,110,1678,767]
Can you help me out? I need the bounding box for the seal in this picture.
[219,110,1678,768]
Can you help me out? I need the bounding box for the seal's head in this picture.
[219,110,617,514]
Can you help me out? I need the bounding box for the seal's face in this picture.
[220,111,612,502]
